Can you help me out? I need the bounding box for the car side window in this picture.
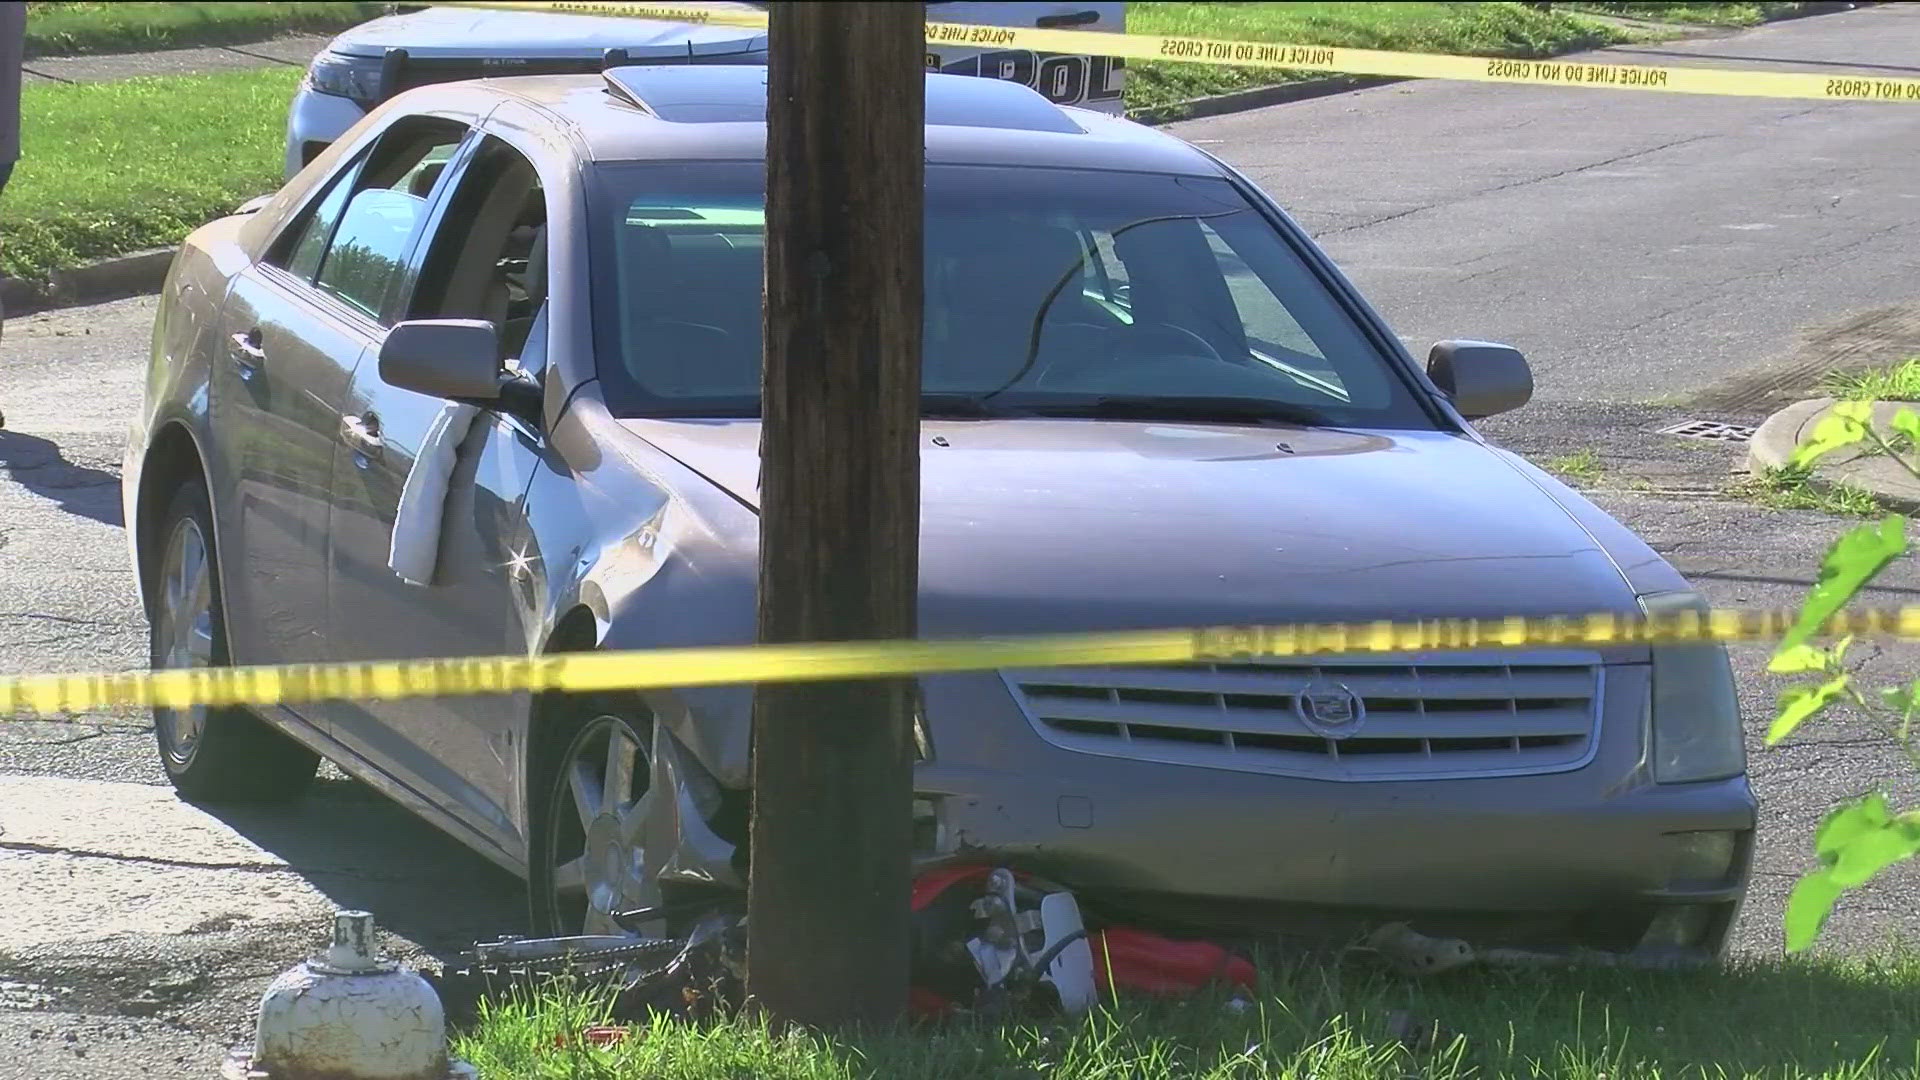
[280,165,358,282]
[1084,229,1132,318]
[1200,221,1324,363]
[405,135,549,369]
[309,119,469,323]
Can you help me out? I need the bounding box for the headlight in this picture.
[307,51,385,107]
[1641,590,1746,784]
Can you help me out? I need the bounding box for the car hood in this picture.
[328,6,767,59]
[618,418,1640,634]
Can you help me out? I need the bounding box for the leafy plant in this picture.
[1774,401,1920,951]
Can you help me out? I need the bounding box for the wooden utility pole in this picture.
[748,1,926,1028]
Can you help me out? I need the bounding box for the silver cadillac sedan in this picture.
[125,64,1755,959]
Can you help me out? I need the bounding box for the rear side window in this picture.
[314,187,433,319]
[283,168,356,281]
[286,118,468,322]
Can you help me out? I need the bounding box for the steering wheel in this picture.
[1123,322,1223,363]
[1037,321,1224,389]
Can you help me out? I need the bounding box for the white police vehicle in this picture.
[285,1,1126,177]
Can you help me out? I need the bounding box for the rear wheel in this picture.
[528,705,665,937]
[148,481,318,803]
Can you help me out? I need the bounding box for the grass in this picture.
[1733,464,1884,516]
[457,949,1920,1079]
[1122,2,1645,115]
[22,2,391,59]
[0,65,300,285]
[1560,2,1828,27]
[1546,449,1605,483]
[1821,358,1920,403]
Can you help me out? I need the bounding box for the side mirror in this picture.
[1426,340,1533,420]
[379,319,503,401]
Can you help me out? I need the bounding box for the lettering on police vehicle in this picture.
[935,49,1125,106]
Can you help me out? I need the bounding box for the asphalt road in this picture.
[3,6,1920,1075]
[1170,2,1920,416]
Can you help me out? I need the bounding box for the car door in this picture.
[212,116,470,692]
[324,132,551,858]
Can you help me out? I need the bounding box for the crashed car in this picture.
[285,0,1128,177]
[126,64,1755,962]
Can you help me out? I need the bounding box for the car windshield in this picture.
[587,162,1438,429]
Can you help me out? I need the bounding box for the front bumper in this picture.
[911,663,1756,956]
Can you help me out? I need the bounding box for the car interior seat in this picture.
[925,218,1110,393]
[499,220,547,362]
[615,224,742,398]
[409,160,447,199]
[1109,218,1250,366]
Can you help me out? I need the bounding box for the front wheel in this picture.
[147,481,318,803]
[527,706,665,937]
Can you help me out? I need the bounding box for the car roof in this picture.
[467,66,1227,177]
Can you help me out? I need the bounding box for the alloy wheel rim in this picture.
[548,715,659,936]
[155,516,214,768]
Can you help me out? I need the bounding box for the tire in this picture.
[527,700,665,938]
[147,480,319,803]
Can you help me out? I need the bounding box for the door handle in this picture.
[1036,10,1099,27]
[341,412,384,461]
[229,330,266,379]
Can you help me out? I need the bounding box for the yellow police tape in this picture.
[0,605,1911,717]
[433,0,1920,105]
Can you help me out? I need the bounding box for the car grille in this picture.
[1004,657,1603,781]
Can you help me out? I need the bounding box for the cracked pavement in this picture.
[0,297,519,1078]
[3,5,1920,1075]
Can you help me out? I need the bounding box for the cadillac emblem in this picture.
[1295,681,1365,740]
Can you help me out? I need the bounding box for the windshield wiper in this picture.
[917,393,1029,419]
[1025,395,1331,427]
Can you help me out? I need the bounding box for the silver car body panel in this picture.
[133,69,1754,952]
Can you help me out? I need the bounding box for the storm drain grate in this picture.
[1658,419,1757,443]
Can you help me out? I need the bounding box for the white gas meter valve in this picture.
[220,910,475,1080]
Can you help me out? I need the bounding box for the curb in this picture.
[1747,396,1920,515]
[1770,1,1878,21]
[1,248,174,317]
[1747,397,1831,473]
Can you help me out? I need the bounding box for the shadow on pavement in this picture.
[0,429,123,527]
[206,775,527,958]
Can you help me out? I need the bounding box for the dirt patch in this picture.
[1687,303,1920,413]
